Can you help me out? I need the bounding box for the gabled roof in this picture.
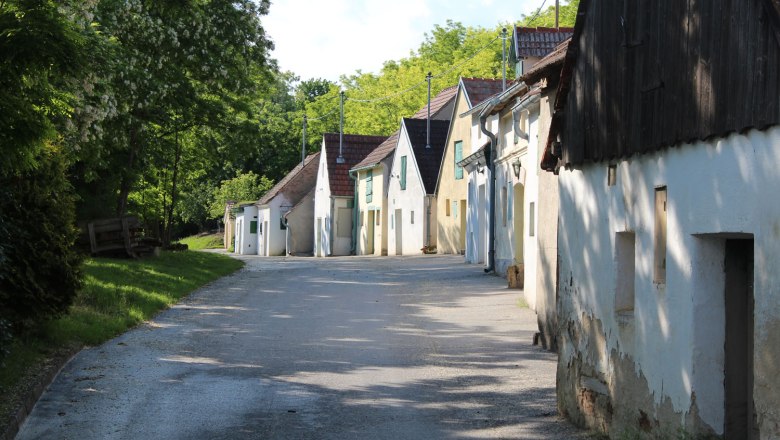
[258,152,320,206]
[521,38,571,85]
[412,85,458,119]
[402,118,450,194]
[351,85,457,172]
[322,133,387,196]
[460,78,505,109]
[513,26,574,58]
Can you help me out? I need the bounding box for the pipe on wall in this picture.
[479,101,499,274]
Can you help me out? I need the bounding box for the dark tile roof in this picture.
[514,27,574,58]
[412,85,458,119]
[258,152,320,206]
[323,133,388,196]
[461,78,505,108]
[402,118,450,194]
[521,38,571,84]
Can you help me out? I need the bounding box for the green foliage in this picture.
[520,0,580,27]
[209,172,274,219]
[0,144,83,332]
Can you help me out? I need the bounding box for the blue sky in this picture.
[263,0,540,83]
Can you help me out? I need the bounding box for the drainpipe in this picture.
[328,197,335,256]
[284,216,292,256]
[479,100,499,274]
[349,169,359,255]
[425,196,431,248]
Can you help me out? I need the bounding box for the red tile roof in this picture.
[514,27,574,58]
[402,118,450,194]
[258,152,320,206]
[323,133,388,196]
[461,78,505,108]
[412,85,458,119]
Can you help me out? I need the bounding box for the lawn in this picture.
[178,232,224,251]
[0,250,243,428]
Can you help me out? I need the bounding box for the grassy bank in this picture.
[178,233,224,251]
[0,250,243,424]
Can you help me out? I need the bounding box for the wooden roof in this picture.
[543,0,780,171]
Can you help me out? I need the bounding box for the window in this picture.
[507,181,513,221]
[615,232,636,313]
[608,164,617,186]
[250,220,258,234]
[454,141,464,180]
[366,169,373,203]
[452,200,458,219]
[360,211,364,226]
[376,211,380,225]
[529,202,535,237]
[410,210,415,224]
[654,186,667,283]
[400,156,407,190]
[445,199,451,216]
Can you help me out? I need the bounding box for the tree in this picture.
[209,172,274,220]
[519,0,580,27]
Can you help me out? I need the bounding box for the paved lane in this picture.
[17,255,586,439]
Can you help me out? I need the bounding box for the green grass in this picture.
[0,251,243,414]
[178,232,224,250]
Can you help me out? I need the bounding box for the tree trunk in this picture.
[116,124,140,217]
[163,127,182,246]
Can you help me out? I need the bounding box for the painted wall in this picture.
[331,196,354,256]
[257,195,289,256]
[556,126,780,438]
[313,146,332,257]
[437,89,472,255]
[234,205,258,255]
[355,163,388,256]
[285,190,314,255]
[387,130,431,255]
[464,114,495,266]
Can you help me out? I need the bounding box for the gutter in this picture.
[479,100,499,274]
[512,88,541,141]
[328,197,334,256]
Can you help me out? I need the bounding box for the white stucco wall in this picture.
[387,130,431,255]
[356,163,387,256]
[464,114,497,266]
[234,205,258,255]
[313,146,332,257]
[257,195,289,256]
[285,191,314,255]
[557,126,780,435]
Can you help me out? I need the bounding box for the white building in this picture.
[233,203,258,255]
[313,133,387,257]
[386,118,450,255]
[256,152,319,256]
[548,2,780,437]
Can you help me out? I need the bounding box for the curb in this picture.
[1,347,81,440]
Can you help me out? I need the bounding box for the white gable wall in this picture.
[313,144,332,257]
[557,126,780,435]
[464,113,497,266]
[387,129,429,255]
[234,205,258,255]
[257,194,290,256]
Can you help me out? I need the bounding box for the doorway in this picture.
[394,209,403,255]
[316,218,322,257]
[513,183,525,264]
[724,239,757,439]
[366,211,375,255]
[477,184,486,264]
[459,199,467,254]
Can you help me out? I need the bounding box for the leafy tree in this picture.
[209,172,274,220]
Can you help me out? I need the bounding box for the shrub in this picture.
[0,146,82,338]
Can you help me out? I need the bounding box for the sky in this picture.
[263,0,540,83]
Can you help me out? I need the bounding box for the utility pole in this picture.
[301,114,307,167]
[502,28,507,91]
[426,72,432,149]
[337,90,345,164]
[555,0,560,29]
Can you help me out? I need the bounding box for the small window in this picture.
[501,186,508,227]
[452,200,458,219]
[507,182,513,221]
[360,211,365,226]
[608,164,617,186]
[400,156,407,190]
[411,210,415,224]
[445,199,451,216]
[376,211,380,226]
[454,141,464,180]
[250,220,258,234]
[529,202,535,237]
[366,170,373,203]
[615,232,636,313]
[346,199,354,209]
[654,186,667,283]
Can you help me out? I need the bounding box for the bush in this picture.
[0,146,82,337]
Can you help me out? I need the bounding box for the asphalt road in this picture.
[17,255,587,440]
